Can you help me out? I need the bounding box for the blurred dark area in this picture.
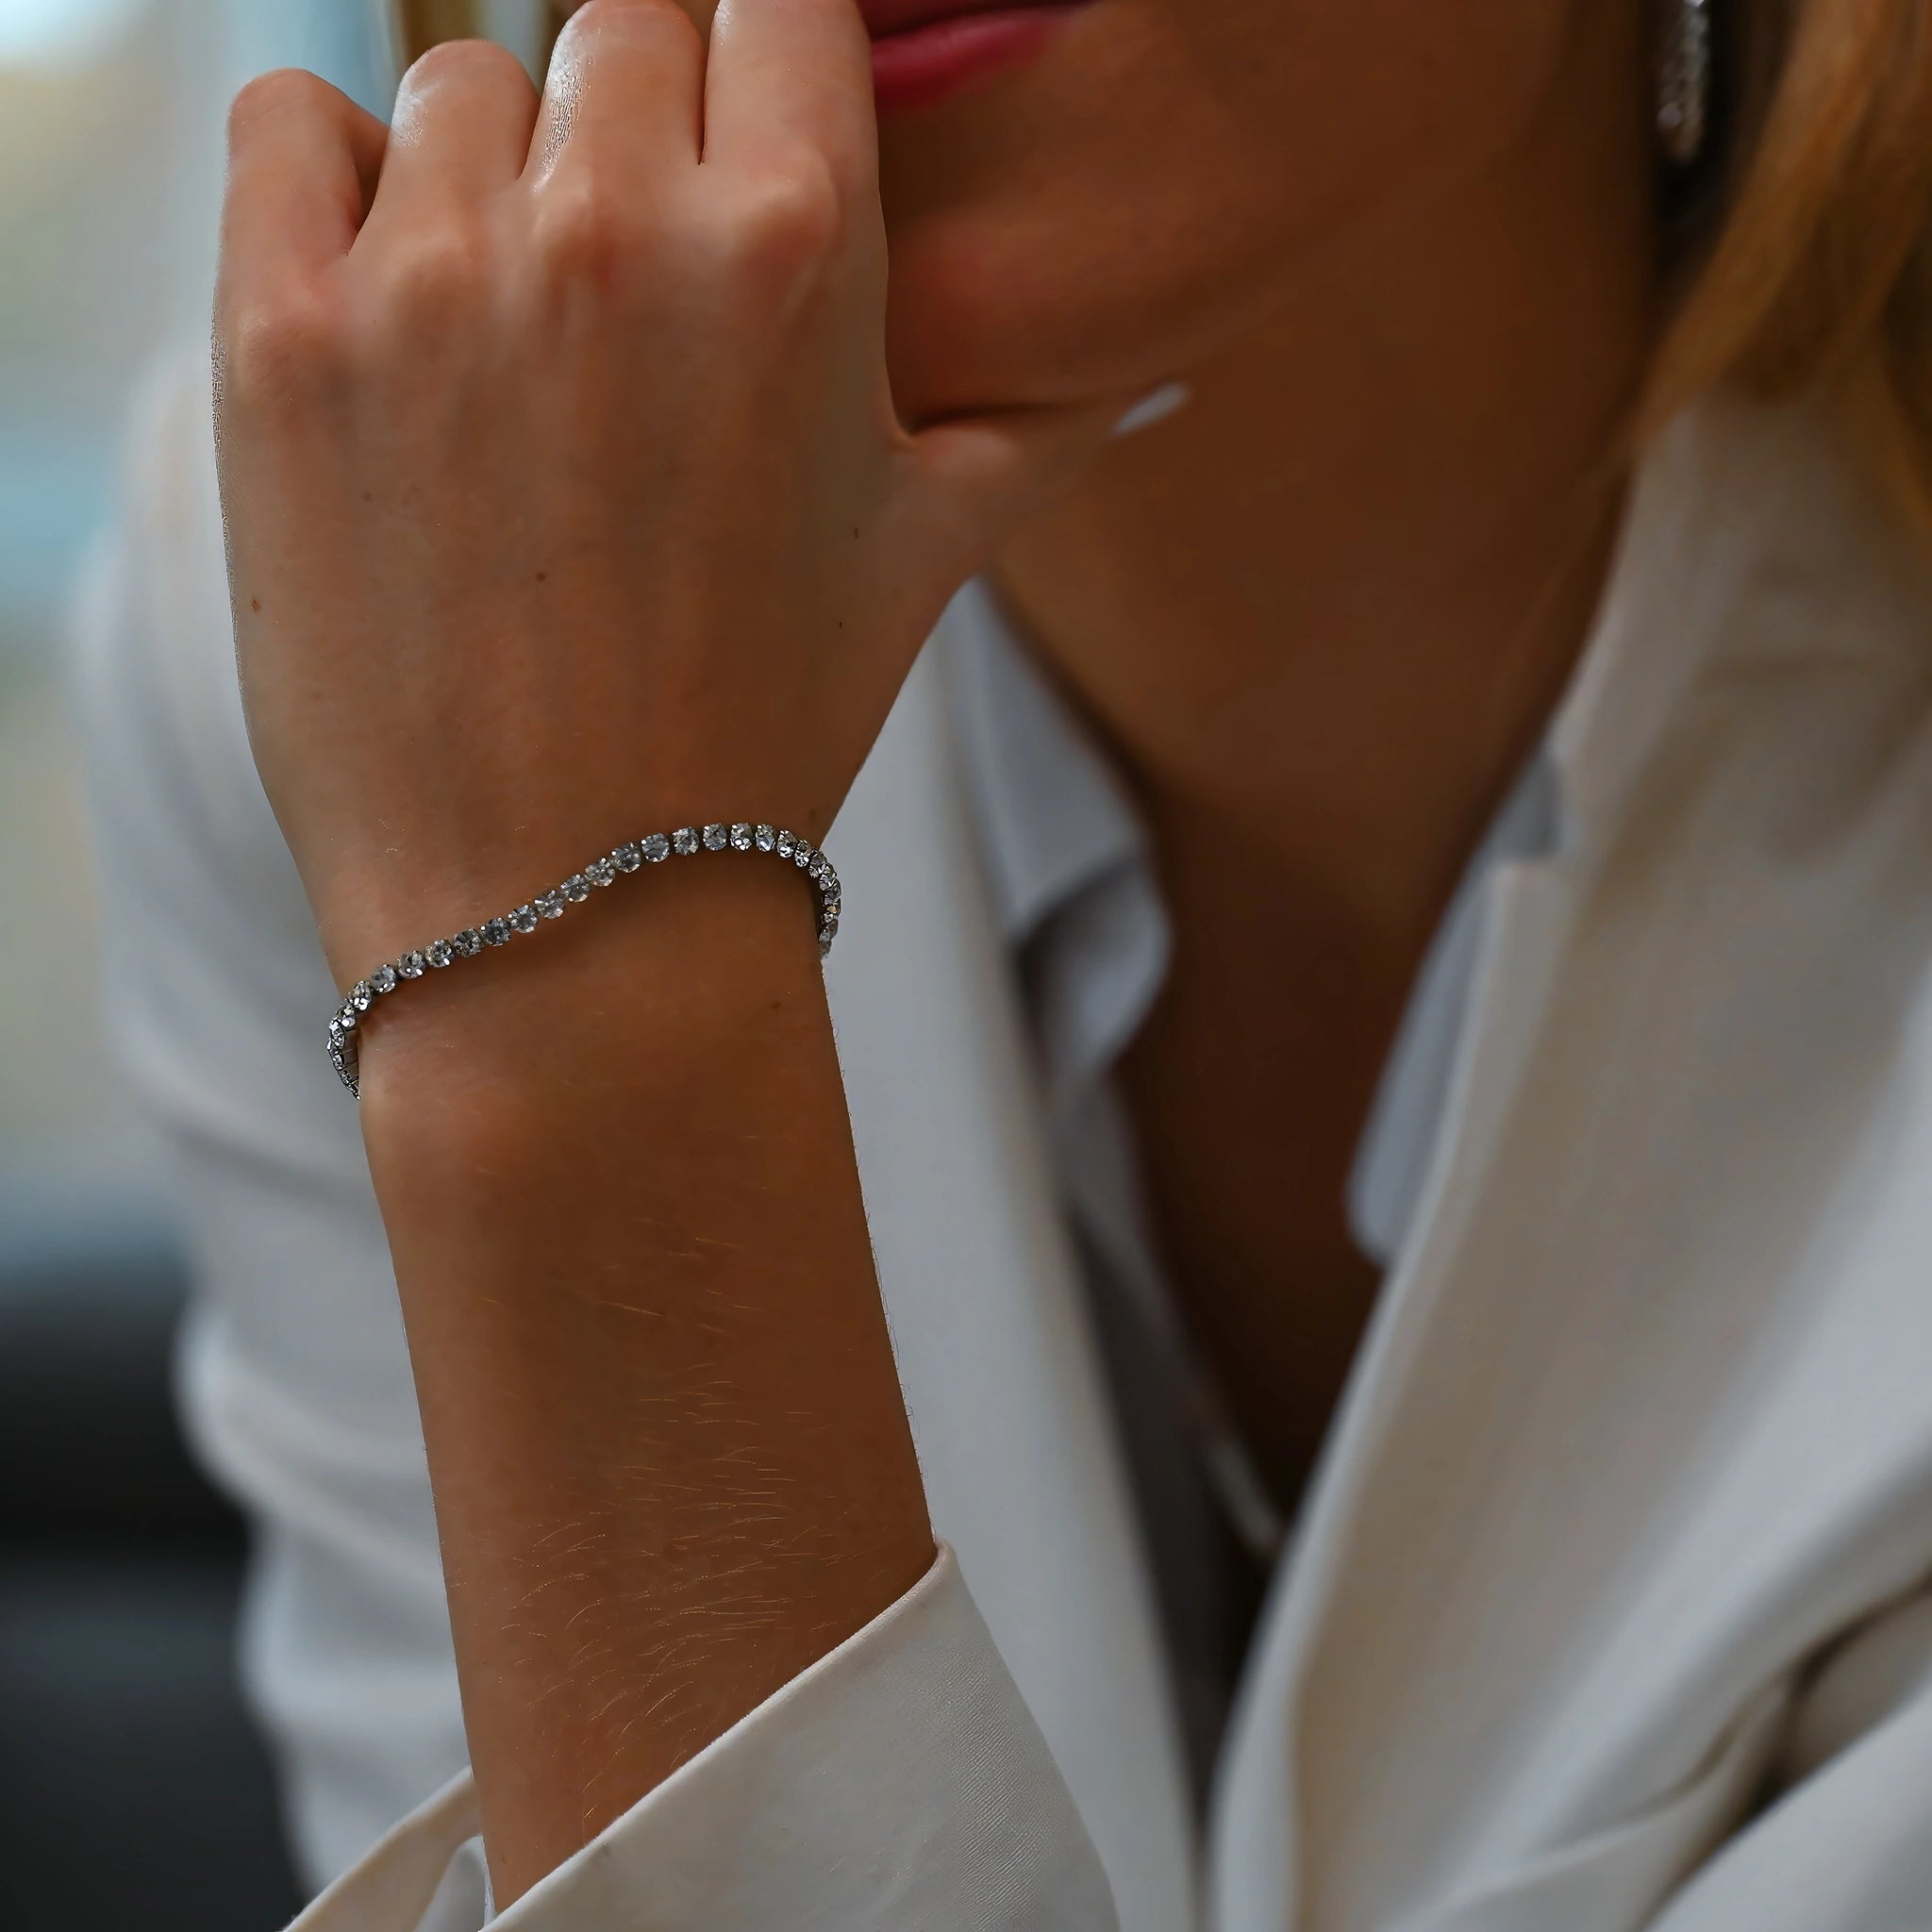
[0,1180,304,1932]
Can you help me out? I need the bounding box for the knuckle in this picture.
[399,35,532,100]
[375,225,491,327]
[219,287,346,412]
[226,66,332,147]
[721,158,847,296]
[531,171,645,291]
[558,0,691,50]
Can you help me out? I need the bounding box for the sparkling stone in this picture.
[585,856,618,889]
[821,896,841,923]
[729,823,755,852]
[351,981,375,1011]
[510,904,540,935]
[755,824,777,853]
[426,939,456,968]
[643,833,672,863]
[398,951,427,979]
[808,856,832,882]
[337,1005,358,1031]
[563,874,592,904]
[454,928,484,958]
[775,829,796,858]
[672,827,700,857]
[702,823,729,852]
[536,891,567,920]
[792,841,815,869]
[614,842,643,873]
[482,918,512,948]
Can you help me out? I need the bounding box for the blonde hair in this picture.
[1644,0,1932,522]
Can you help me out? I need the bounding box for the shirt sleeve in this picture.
[1641,1587,1932,1931]
[72,351,475,1886]
[293,1547,1118,1932]
[72,353,1117,1932]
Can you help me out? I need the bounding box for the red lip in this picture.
[866,1,1088,114]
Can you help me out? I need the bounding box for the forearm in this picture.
[358,857,933,1903]
[213,8,1112,1899]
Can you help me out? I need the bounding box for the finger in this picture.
[365,39,541,223]
[525,0,706,186]
[220,69,387,304]
[704,0,877,189]
[900,397,1131,580]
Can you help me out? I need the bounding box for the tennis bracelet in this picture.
[326,822,841,1098]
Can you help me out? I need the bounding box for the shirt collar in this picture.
[941,576,1149,951]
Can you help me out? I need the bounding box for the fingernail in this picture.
[1112,382,1191,439]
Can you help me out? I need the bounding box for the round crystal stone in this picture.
[729,823,754,852]
[585,857,618,888]
[702,824,729,851]
[398,952,427,979]
[643,833,672,863]
[337,1004,358,1031]
[672,827,700,857]
[563,874,591,904]
[426,939,456,968]
[372,963,399,994]
[482,918,512,947]
[536,891,567,920]
[808,856,832,882]
[511,904,540,935]
[775,829,796,858]
[755,824,777,852]
[792,841,815,868]
[454,929,484,958]
[351,981,375,1011]
[614,843,642,874]
[821,895,841,922]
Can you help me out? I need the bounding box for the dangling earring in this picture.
[1657,0,1713,166]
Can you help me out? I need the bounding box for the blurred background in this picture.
[0,4,384,1924]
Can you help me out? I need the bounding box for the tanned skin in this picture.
[214,0,1653,1900]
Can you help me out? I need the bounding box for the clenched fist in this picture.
[214,0,1114,988]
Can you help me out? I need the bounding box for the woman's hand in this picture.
[215,0,1111,985]
[210,7,1126,1896]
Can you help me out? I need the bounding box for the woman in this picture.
[76,0,1932,1924]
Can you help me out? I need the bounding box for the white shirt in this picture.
[75,365,1932,1931]
[947,579,1559,1781]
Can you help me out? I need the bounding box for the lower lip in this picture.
[871,6,1083,115]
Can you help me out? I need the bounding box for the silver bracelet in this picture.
[326,823,841,1098]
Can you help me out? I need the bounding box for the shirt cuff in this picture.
[291,1543,1117,1932]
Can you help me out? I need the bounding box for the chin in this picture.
[880,188,1311,430]
[871,4,1240,421]
[878,125,1307,424]
[869,0,1566,425]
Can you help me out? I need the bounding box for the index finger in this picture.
[703,0,878,187]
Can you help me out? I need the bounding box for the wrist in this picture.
[355,848,834,1147]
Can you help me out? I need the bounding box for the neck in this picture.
[992,15,1658,963]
